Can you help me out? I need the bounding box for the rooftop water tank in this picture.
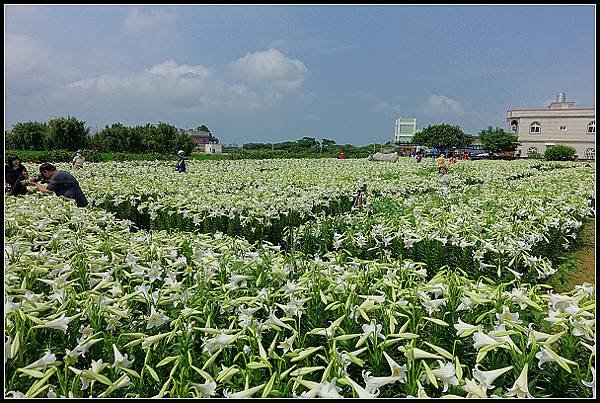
[557,92,566,102]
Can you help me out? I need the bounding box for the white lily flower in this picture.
[23,350,57,369]
[421,298,447,315]
[146,306,170,329]
[203,332,237,355]
[318,377,344,398]
[506,363,533,398]
[278,333,296,354]
[363,370,402,394]
[383,351,407,381]
[112,344,134,371]
[472,364,513,390]
[526,324,552,347]
[431,360,459,392]
[463,378,488,398]
[454,318,481,337]
[457,295,475,311]
[535,347,556,369]
[361,320,385,343]
[344,375,379,398]
[582,367,595,398]
[223,383,264,398]
[495,306,522,324]
[472,332,499,350]
[192,379,217,397]
[33,313,70,333]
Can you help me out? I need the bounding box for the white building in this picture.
[394,117,417,143]
[507,93,595,159]
[205,143,222,154]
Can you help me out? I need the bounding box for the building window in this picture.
[527,146,539,156]
[588,121,595,133]
[584,147,595,159]
[560,126,567,131]
[510,120,518,132]
[530,121,541,134]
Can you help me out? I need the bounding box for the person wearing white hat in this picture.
[176,150,187,172]
[72,149,85,168]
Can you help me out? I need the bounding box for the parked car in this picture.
[471,151,515,160]
[470,152,490,160]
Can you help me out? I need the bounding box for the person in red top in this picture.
[339,152,345,159]
[462,151,469,160]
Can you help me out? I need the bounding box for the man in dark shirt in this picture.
[26,162,88,207]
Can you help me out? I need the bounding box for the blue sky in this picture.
[5,5,596,146]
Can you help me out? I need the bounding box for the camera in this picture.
[30,175,43,183]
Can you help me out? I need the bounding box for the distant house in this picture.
[185,129,212,148]
[205,144,222,154]
[507,92,595,159]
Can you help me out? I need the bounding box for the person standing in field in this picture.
[5,155,29,196]
[72,150,85,168]
[436,153,446,173]
[438,165,452,194]
[176,150,187,172]
[25,162,88,207]
[462,151,469,161]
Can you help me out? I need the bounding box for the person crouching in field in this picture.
[5,155,29,196]
[25,162,88,207]
[176,150,187,172]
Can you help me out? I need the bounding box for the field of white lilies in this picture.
[4,158,596,398]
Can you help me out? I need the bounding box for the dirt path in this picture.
[553,218,595,293]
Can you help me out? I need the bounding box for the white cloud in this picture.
[418,95,465,117]
[4,33,70,98]
[228,48,307,93]
[267,39,356,55]
[373,100,403,114]
[122,7,177,34]
[67,58,297,112]
[5,33,51,78]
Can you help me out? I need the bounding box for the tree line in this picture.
[6,117,525,158]
[411,123,520,154]
[5,117,197,155]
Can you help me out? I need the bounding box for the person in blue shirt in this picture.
[26,162,88,207]
[176,150,187,172]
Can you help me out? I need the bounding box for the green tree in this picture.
[296,137,320,152]
[411,123,471,151]
[479,126,519,154]
[5,121,48,150]
[46,116,89,151]
[91,123,132,152]
[544,144,577,161]
[197,125,211,133]
[174,131,196,155]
